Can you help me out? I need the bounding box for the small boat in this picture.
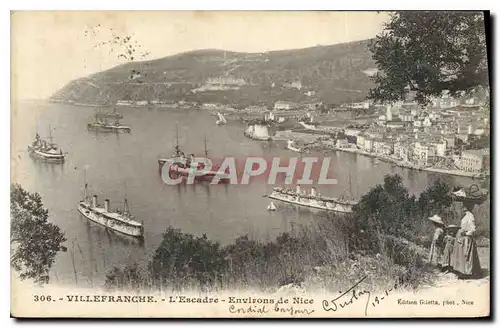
[27,126,66,163]
[216,112,227,125]
[286,140,303,153]
[77,183,144,237]
[267,201,277,211]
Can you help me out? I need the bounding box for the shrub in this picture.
[10,183,67,284]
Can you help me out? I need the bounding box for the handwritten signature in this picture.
[322,276,398,316]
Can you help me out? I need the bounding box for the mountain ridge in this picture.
[51,39,377,107]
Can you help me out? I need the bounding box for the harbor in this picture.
[321,145,488,179]
[12,101,489,287]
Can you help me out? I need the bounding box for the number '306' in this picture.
[33,295,52,302]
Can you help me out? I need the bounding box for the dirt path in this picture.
[420,245,490,293]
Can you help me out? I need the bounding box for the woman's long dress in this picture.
[429,227,444,265]
[451,211,482,277]
[440,235,455,270]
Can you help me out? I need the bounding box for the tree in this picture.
[10,184,67,284]
[148,227,226,290]
[417,179,452,218]
[369,11,489,104]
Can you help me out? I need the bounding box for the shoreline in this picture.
[47,99,488,180]
[321,146,487,180]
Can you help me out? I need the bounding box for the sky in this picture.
[11,11,390,100]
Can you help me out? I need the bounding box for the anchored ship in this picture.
[96,107,123,120]
[268,185,358,213]
[77,183,144,237]
[27,126,66,162]
[87,114,131,133]
[158,126,231,183]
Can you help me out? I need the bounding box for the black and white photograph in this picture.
[9,10,491,318]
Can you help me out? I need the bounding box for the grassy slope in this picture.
[51,39,377,107]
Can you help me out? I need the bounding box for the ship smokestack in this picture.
[104,199,110,212]
[296,185,301,194]
[311,187,317,197]
[92,195,98,208]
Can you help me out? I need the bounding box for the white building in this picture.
[453,149,489,172]
[413,142,436,166]
[386,105,393,121]
[344,128,362,137]
[274,101,296,111]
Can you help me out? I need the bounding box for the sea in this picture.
[11,100,485,287]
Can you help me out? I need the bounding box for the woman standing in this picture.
[451,201,482,279]
[428,215,445,266]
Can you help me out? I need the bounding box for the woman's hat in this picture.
[428,214,445,225]
[445,224,460,234]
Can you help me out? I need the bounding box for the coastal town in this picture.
[66,82,489,180]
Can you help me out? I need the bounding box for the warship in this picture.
[77,183,144,237]
[27,127,66,162]
[87,114,131,133]
[268,185,358,213]
[158,126,231,183]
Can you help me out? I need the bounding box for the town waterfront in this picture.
[11,100,486,287]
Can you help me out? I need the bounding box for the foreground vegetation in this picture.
[104,175,490,293]
[10,184,67,284]
[10,176,488,290]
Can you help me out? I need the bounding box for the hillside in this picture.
[50,39,377,107]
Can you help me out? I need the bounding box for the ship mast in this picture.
[348,171,352,198]
[82,168,90,202]
[174,123,180,156]
[123,181,130,217]
[204,135,208,157]
[35,108,39,137]
[48,124,54,144]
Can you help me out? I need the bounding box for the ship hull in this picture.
[268,192,354,213]
[77,202,143,237]
[244,132,272,141]
[28,146,66,163]
[87,124,131,133]
[158,160,231,183]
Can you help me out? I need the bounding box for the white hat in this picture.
[428,214,444,225]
